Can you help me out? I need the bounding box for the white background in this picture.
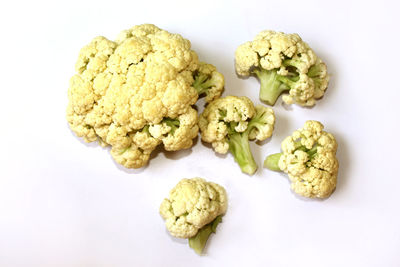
[1,0,399,266]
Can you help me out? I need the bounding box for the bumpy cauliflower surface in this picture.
[159,178,227,239]
[264,120,339,198]
[67,24,224,168]
[199,96,275,175]
[235,30,329,106]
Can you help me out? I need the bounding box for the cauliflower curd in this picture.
[264,121,339,198]
[67,24,224,168]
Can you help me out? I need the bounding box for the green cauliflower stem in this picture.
[228,105,276,174]
[199,96,275,175]
[193,73,215,95]
[162,118,180,135]
[254,69,289,106]
[189,215,222,255]
[264,152,282,171]
[227,127,257,175]
[254,61,327,106]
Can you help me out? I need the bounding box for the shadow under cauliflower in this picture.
[66,24,224,168]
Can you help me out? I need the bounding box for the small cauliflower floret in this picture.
[160,108,199,151]
[192,62,225,103]
[235,30,329,106]
[264,120,339,198]
[199,96,275,175]
[110,126,161,169]
[66,24,225,169]
[160,178,228,255]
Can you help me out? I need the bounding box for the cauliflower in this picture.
[160,178,227,254]
[235,30,329,106]
[67,24,224,168]
[264,120,339,198]
[199,96,275,175]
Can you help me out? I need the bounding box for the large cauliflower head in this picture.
[277,120,339,198]
[67,24,224,168]
[159,178,227,238]
[235,30,329,106]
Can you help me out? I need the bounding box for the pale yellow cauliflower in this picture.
[199,96,275,175]
[159,178,227,238]
[235,30,329,106]
[264,120,339,198]
[67,24,224,168]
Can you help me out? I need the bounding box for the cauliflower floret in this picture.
[235,30,329,107]
[264,120,339,198]
[67,24,224,168]
[192,62,225,103]
[110,127,161,169]
[160,178,227,238]
[160,108,199,151]
[199,96,275,175]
